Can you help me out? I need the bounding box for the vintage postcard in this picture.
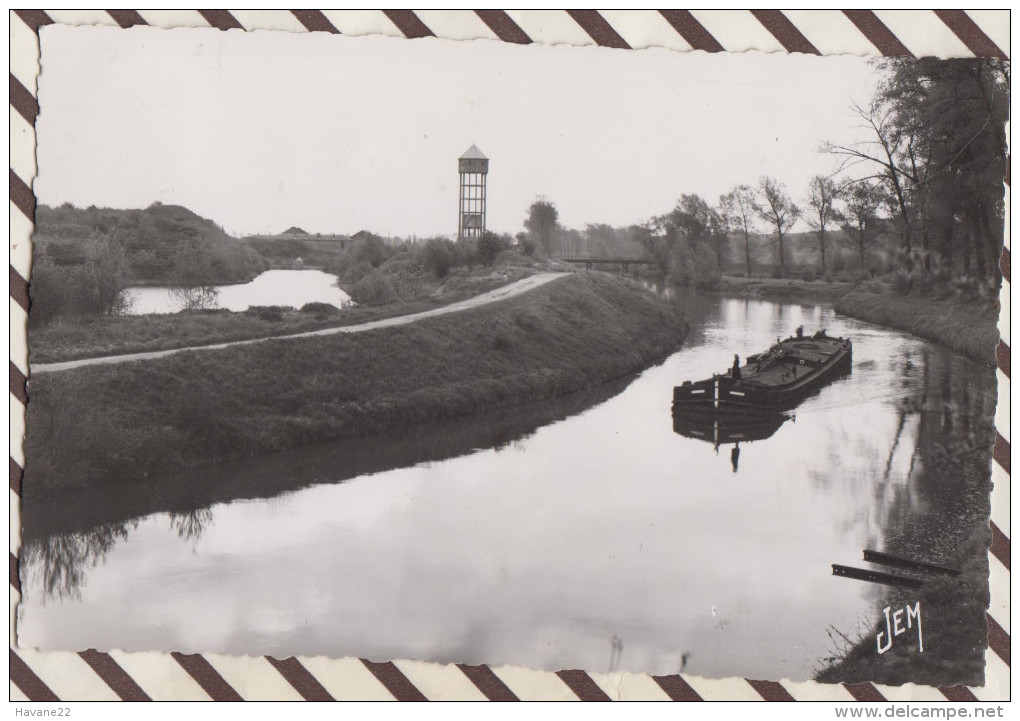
[16,22,1007,693]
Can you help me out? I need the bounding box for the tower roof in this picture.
[460,144,487,160]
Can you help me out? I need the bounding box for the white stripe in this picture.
[10,109,36,183]
[412,10,499,42]
[9,14,41,95]
[586,670,673,700]
[971,650,1010,701]
[13,649,121,701]
[322,10,404,38]
[203,654,304,701]
[996,371,1010,445]
[10,392,26,468]
[9,681,30,701]
[782,679,856,701]
[9,208,34,280]
[988,556,1010,635]
[228,10,306,34]
[488,665,580,700]
[964,10,1010,57]
[298,656,395,700]
[42,10,116,26]
[598,10,693,52]
[990,462,1010,537]
[9,489,21,556]
[876,682,948,701]
[684,675,764,701]
[10,299,28,375]
[781,10,879,57]
[688,10,784,54]
[135,10,211,29]
[391,659,487,701]
[108,649,211,701]
[872,10,972,59]
[504,10,596,48]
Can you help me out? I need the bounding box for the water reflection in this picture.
[671,410,792,472]
[18,294,996,682]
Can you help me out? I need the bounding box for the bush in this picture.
[351,270,397,305]
[247,305,286,322]
[890,270,912,295]
[477,232,507,267]
[300,302,340,316]
[802,269,817,283]
[419,238,455,278]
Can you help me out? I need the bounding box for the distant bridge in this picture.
[552,252,657,273]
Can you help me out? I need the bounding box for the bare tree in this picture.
[806,175,842,276]
[840,180,885,269]
[720,185,757,277]
[754,177,800,279]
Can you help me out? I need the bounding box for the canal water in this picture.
[18,292,996,681]
[124,269,350,314]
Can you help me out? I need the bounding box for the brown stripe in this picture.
[934,10,1008,59]
[843,682,886,702]
[940,685,979,702]
[566,10,631,49]
[78,649,152,701]
[457,663,520,701]
[10,74,38,126]
[987,613,1010,666]
[474,10,531,44]
[746,678,795,701]
[11,265,30,312]
[994,433,1009,474]
[171,652,244,701]
[198,10,244,31]
[10,552,21,593]
[842,10,914,57]
[10,650,60,701]
[382,10,434,39]
[265,656,335,701]
[10,361,27,405]
[1000,247,1010,283]
[658,10,724,52]
[997,341,1011,379]
[13,9,54,33]
[291,10,340,34]
[106,10,147,28]
[652,674,703,701]
[359,659,428,701]
[11,457,23,495]
[990,522,1010,570]
[555,670,611,701]
[750,10,819,54]
[10,168,35,221]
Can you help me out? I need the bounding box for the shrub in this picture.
[351,270,397,305]
[300,302,340,316]
[890,270,912,295]
[419,238,455,278]
[247,305,286,322]
[802,269,817,283]
[477,232,507,267]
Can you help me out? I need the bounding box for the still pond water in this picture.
[19,291,995,681]
[125,269,350,314]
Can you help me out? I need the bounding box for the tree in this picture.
[840,180,886,269]
[523,198,561,255]
[754,177,800,278]
[477,231,506,266]
[85,233,131,315]
[806,175,842,275]
[720,185,757,276]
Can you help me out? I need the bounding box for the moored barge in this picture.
[672,329,852,415]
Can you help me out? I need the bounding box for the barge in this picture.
[672,329,852,415]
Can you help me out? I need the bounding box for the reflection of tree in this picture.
[168,508,213,545]
[21,522,135,602]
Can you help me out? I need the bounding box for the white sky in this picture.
[36,25,885,238]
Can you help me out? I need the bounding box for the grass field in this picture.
[25,273,689,496]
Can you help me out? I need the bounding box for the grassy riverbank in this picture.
[834,291,999,367]
[25,273,688,496]
[30,268,529,364]
[719,275,999,367]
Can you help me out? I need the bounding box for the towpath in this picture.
[33,272,569,374]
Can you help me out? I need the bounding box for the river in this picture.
[17,291,996,681]
[124,269,350,314]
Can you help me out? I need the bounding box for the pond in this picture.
[18,292,996,681]
[124,269,351,314]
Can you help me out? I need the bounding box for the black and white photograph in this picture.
[17,23,1007,691]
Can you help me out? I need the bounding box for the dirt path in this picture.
[33,273,569,374]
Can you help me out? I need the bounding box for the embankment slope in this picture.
[25,273,689,496]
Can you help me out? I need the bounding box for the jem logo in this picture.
[877,601,923,654]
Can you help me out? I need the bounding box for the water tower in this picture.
[458,144,488,240]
